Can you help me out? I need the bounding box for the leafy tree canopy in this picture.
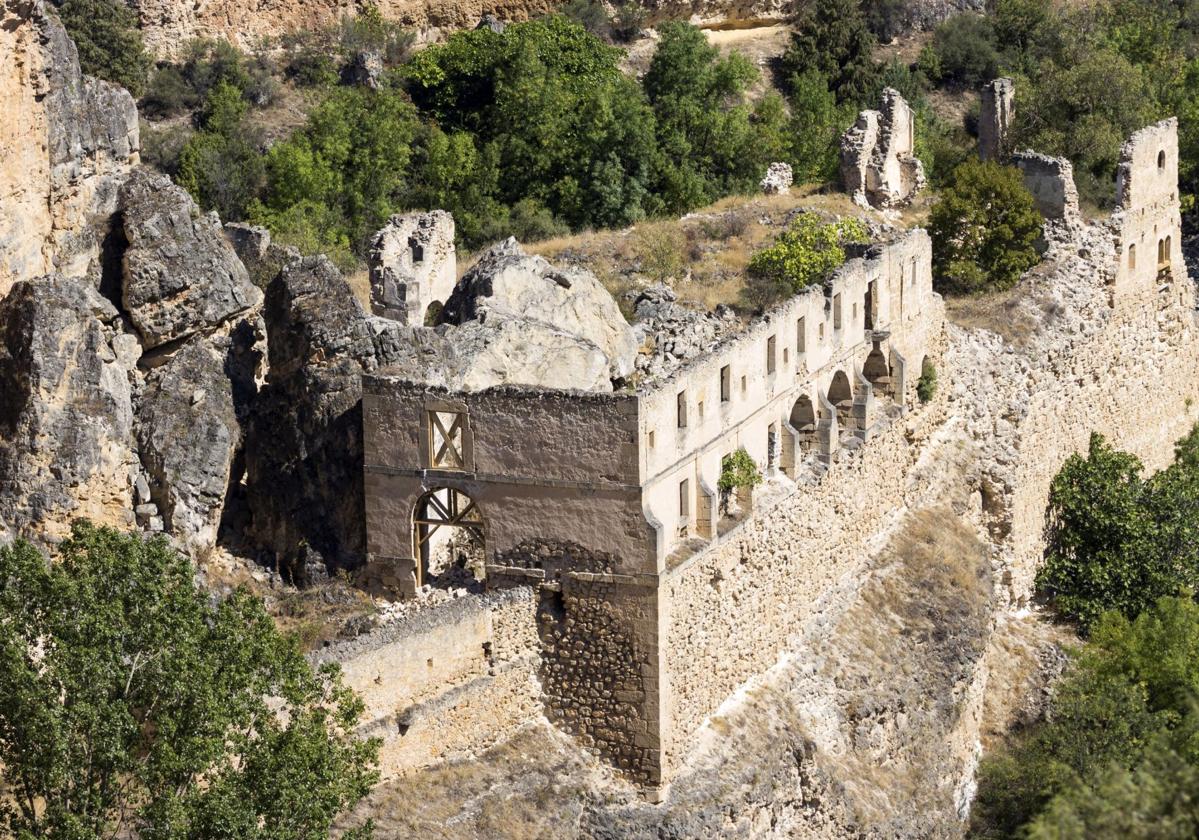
[0,521,378,839]
[748,214,868,295]
[780,0,880,106]
[928,160,1041,295]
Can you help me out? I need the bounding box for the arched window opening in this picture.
[1128,244,1136,270]
[863,348,892,396]
[790,394,816,451]
[828,370,853,425]
[1158,150,1166,170]
[413,488,485,589]
[424,300,443,326]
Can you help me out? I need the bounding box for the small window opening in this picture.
[697,400,705,421]
[410,239,425,264]
[677,391,688,428]
[1129,244,1137,270]
[766,335,777,374]
[679,478,690,520]
[648,430,655,449]
[833,294,843,330]
[720,365,731,402]
[796,317,806,353]
[819,322,825,341]
[783,347,789,366]
[741,375,747,394]
[427,410,466,470]
[1158,150,1167,170]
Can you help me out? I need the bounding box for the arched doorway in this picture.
[424,300,444,326]
[413,487,485,588]
[863,347,891,396]
[789,394,816,451]
[828,370,853,426]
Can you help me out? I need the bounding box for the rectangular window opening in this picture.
[677,391,687,429]
[797,317,806,353]
[766,334,777,374]
[720,365,731,402]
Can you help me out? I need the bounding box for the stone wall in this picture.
[317,586,541,779]
[658,344,949,775]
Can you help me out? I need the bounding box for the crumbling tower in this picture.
[840,88,926,209]
[979,78,1015,161]
[368,211,456,325]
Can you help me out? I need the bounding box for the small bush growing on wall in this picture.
[718,448,763,493]
[916,358,937,403]
[748,214,868,294]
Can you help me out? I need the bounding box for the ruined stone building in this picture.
[368,210,457,325]
[840,88,926,209]
[361,228,944,791]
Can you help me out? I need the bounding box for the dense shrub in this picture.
[928,160,1041,294]
[0,521,378,839]
[972,594,1199,837]
[748,215,868,294]
[142,38,275,116]
[338,3,415,65]
[929,13,1000,87]
[1036,427,1199,632]
[780,0,879,106]
[916,359,937,403]
[177,81,266,222]
[718,448,763,493]
[54,0,152,96]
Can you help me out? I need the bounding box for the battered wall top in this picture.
[1115,118,1179,212]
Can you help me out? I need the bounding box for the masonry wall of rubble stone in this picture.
[657,312,948,775]
[316,587,541,780]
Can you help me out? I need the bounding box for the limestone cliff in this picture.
[0,0,138,296]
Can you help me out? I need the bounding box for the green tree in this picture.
[972,595,1199,838]
[786,70,850,184]
[929,12,1000,87]
[748,214,868,294]
[0,521,378,839]
[780,0,879,106]
[177,80,266,221]
[928,160,1041,294]
[1037,428,1199,631]
[54,0,152,96]
[718,448,763,493]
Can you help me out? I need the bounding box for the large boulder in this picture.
[0,276,139,542]
[119,169,261,348]
[135,317,263,552]
[441,238,636,387]
[0,0,139,294]
[245,255,437,577]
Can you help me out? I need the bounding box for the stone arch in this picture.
[828,370,853,425]
[413,487,485,588]
[424,300,443,326]
[789,393,816,451]
[863,347,891,396]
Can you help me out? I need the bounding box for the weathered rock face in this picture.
[442,238,637,388]
[135,318,263,552]
[841,88,926,209]
[630,283,738,382]
[119,170,263,348]
[0,0,139,295]
[246,255,436,576]
[0,276,139,543]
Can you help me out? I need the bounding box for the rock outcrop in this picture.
[135,319,263,552]
[442,238,637,388]
[630,283,738,382]
[119,170,263,348]
[0,276,139,542]
[0,0,139,295]
[840,88,926,209]
[759,162,793,195]
[246,255,436,577]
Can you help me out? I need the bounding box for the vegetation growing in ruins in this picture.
[928,161,1042,295]
[52,0,153,96]
[916,359,937,403]
[0,522,379,839]
[1037,428,1199,633]
[718,448,763,494]
[747,215,868,294]
[971,594,1199,837]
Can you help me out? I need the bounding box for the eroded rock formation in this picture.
[0,0,139,294]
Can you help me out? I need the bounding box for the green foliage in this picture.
[0,521,378,839]
[257,85,419,254]
[928,160,1041,295]
[780,0,879,106]
[1035,428,1199,633]
[338,3,415,65]
[177,80,266,221]
[972,595,1199,837]
[718,448,763,493]
[142,38,276,117]
[54,0,152,96]
[786,70,852,184]
[748,214,868,294]
[916,358,937,403]
[862,0,909,43]
[632,221,686,283]
[559,0,614,41]
[929,13,1000,87]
